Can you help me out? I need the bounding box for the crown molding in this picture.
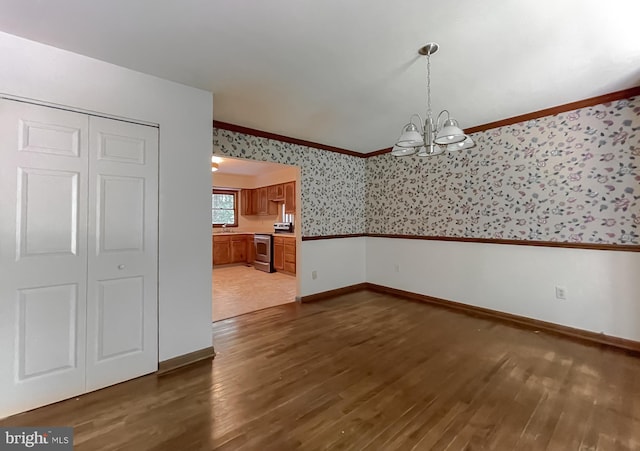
[366,86,640,157]
[213,121,364,158]
[464,86,640,134]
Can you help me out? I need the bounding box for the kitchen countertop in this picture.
[212,232,256,236]
[212,232,297,237]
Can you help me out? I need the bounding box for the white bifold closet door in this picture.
[85,116,158,391]
[0,99,158,418]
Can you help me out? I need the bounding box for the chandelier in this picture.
[392,43,474,157]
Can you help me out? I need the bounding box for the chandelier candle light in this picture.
[392,42,474,157]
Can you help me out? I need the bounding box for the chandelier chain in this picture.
[426,50,432,121]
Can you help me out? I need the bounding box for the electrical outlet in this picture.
[394,264,400,273]
[555,286,567,300]
[311,270,318,280]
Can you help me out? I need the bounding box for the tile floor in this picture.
[212,264,297,322]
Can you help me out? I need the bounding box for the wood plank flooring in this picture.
[2,290,640,450]
[212,265,296,321]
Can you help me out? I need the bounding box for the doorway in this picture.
[211,156,300,322]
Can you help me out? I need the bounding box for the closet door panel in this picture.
[98,174,145,252]
[85,116,158,392]
[17,284,79,379]
[96,276,144,360]
[17,167,80,257]
[0,99,89,419]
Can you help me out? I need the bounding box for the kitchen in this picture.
[211,155,300,322]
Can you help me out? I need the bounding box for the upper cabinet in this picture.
[240,189,255,215]
[257,187,277,216]
[241,181,295,216]
[284,181,295,214]
[267,184,285,201]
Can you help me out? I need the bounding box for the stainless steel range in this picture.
[253,234,274,273]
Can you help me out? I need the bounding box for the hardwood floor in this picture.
[2,290,640,450]
[212,265,296,321]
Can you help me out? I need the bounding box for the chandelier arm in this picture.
[435,109,451,132]
[409,113,424,133]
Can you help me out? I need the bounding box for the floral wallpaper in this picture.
[213,128,366,237]
[366,96,640,245]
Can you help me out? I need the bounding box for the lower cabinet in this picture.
[212,235,231,265]
[273,236,295,274]
[248,237,256,264]
[284,239,296,274]
[273,236,284,271]
[231,235,247,263]
[213,234,256,265]
[213,234,294,273]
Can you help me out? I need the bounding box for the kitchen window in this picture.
[212,189,238,227]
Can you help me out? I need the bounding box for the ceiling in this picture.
[1,1,639,153]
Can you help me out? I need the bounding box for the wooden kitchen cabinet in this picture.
[215,233,291,271]
[273,236,284,271]
[257,187,278,216]
[231,235,247,263]
[251,188,259,214]
[240,189,255,215]
[273,235,295,274]
[214,234,254,265]
[241,181,293,216]
[257,187,267,214]
[247,235,255,263]
[284,181,295,214]
[268,184,285,201]
[284,237,296,274]
[212,235,231,265]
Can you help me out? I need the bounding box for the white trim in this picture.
[0,93,159,128]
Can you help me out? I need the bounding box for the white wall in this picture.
[212,172,254,188]
[300,238,367,297]
[253,166,297,188]
[0,32,213,361]
[237,213,279,234]
[212,165,297,190]
[366,237,640,341]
